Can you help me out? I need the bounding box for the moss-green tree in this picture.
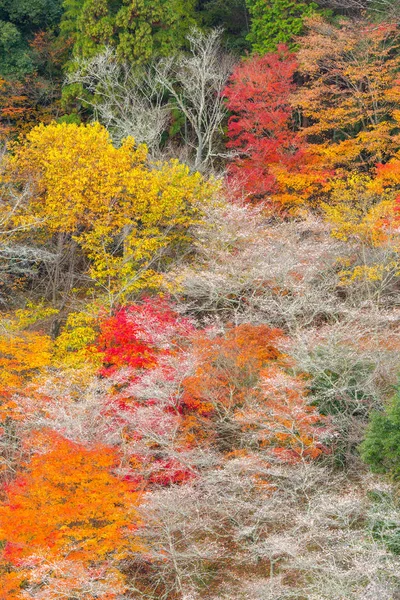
[360,387,400,479]
[62,0,197,64]
[245,0,319,53]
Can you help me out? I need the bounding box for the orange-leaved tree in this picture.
[0,304,57,422]
[0,328,52,386]
[181,323,328,460]
[295,17,400,175]
[0,30,67,141]
[0,432,142,596]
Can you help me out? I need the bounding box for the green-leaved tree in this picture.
[62,0,197,64]
[360,386,400,479]
[245,0,320,53]
[0,0,63,77]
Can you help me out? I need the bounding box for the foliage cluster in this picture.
[1,2,400,599]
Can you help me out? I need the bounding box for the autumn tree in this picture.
[96,297,193,376]
[223,47,324,207]
[84,302,327,483]
[295,17,400,174]
[0,328,52,417]
[316,145,400,289]
[0,31,68,141]
[93,298,196,486]
[0,433,141,595]
[3,122,215,305]
[181,323,327,459]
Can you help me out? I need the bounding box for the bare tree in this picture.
[67,29,235,172]
[166,198,347,329]
[21,556,125,600]
[167,195,400,329]
[0,148,59,306]
[67,47,169,151]
[154,28,235,172]
[127,458,400,600]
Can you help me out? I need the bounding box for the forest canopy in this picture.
[1,1,400,598]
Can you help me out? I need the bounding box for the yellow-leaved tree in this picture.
[322,173,400,286]
[4,122,216,305]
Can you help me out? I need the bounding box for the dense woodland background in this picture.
[1,0,400,598]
